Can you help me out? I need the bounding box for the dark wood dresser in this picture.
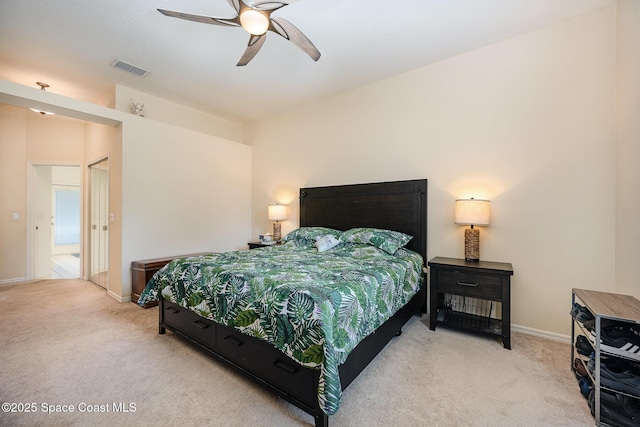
[131,252,211,308]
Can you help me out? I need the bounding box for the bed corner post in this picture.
[159,298,166,334]
[315,413,328,427]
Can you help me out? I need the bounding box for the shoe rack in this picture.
[571,288,640,426]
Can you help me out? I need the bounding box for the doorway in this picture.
[31,165,81,279]
[89,158,109,288]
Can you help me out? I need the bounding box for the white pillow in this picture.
[315,235,340,252]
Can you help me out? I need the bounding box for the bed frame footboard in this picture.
[159,284,424,427]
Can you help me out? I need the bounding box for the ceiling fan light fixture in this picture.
[240,9,269,35]
[157,2,320,66]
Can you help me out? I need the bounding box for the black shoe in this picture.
[590,389,640,427]
[571,302,594,324]
[598,358,640,397]
[582,317,618,331]
[578,376,592,398]
[576,334,594,356]
[570,302,582,317]
[589,326,640,361]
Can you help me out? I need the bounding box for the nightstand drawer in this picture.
[435,270,502,300]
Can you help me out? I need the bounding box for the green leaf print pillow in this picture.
[341,227,412,254]
[282,227,343,243]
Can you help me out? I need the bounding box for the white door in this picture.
[89,159,109,288]
[33,166,52,279]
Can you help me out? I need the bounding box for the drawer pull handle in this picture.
[273,360,298,375]
[457,281,478,287]
[223,335,243,347]
[193,320,209,329]
[166,307,179,314]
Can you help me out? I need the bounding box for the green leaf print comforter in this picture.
[138,241,423,415]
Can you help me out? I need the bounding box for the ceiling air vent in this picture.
[110,59,149,77]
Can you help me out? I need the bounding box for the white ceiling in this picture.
[0,0,616,123]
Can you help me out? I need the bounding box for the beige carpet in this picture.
[0,279,594,426]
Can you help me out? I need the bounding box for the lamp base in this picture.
[464,227,480,262]
[273,222,282,242]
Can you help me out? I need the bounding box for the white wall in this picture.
[615,0,640,299]
[120,116,252,298]
[0,104,27,283]
[247,6,618,336]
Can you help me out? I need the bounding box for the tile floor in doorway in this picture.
[50,254,80,279]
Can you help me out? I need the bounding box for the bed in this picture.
[137,179,427,426]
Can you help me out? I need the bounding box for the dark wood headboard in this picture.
[299,179,427,262]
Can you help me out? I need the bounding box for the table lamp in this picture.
[268,204,287,242]
[454,198,490,262]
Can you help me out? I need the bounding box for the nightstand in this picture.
[428,256,514,349]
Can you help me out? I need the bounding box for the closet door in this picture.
[89,159,109,288]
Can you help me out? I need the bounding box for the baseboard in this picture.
[0,277,27,286]
[107,289,130,303]
[512,323,570,344]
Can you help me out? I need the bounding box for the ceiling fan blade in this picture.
[254,2,288,12]
[157,9,240,28]
[237,34,267,66]
[269,17,320,61]
[227,0,240,14]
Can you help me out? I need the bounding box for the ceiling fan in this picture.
[158,0,321,66]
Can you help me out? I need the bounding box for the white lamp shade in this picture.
[240,9,269,35]
[268,204,287,221]
[454,199,490,226]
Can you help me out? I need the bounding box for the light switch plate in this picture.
[12,212,20,221]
